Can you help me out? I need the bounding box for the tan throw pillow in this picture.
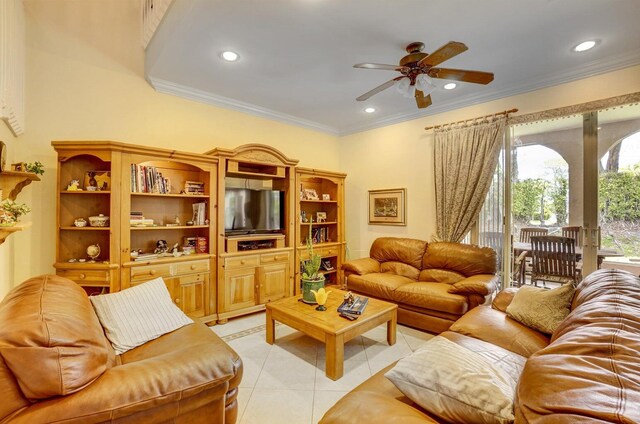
[385,336,524,424]
[506,284,575,335]
[90,277,193,354]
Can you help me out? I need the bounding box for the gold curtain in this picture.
[434,117,506,242]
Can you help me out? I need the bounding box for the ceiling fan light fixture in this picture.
[395,77,410,94]
[415,74,436,95]
[572,40,599,52]
[443,82,457,90]
[220,50,239,62]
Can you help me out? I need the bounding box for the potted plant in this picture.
[0,199,31,227]
[301,217,325,304]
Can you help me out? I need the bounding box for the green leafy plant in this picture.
[26,161,45,175]
[0,199,31,226]
[302,218,325,282]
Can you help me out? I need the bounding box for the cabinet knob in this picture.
[273,256,278,261]
[79,273,86,280]
[174,298,180,304]
[190,264,197,270]
[241,260,245,265]
[150,270,156,276]
[328,250,333,254]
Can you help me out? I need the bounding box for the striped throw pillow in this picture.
[90,277,193,354]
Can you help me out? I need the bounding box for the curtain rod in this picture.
[424,108,519,131]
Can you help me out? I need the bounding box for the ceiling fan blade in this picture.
[417,41,468,67]
[356,78,401,101]
[429,67,494,84]
[354,63,404,71]
[415,90,432,109]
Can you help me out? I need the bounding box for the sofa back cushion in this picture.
[0,275,113,400]
[370,237,427,273]
[422,242,496,281]
[515,269,640,422]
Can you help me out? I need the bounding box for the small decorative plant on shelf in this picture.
[26,161,45,175]
[0,199,31,227]
[301,217,325,304]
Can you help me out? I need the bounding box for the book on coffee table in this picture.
[337,295,369,315]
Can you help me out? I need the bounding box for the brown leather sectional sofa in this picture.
[0,275,242,424]
[343,237,499,333]
[321,268,640,423]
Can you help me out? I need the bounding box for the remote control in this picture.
[339,312,358,321]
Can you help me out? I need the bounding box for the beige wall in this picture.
[340,65,640,259]
[2,0,640,298]
[0,0,340,298]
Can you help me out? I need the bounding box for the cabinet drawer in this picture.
[179,273,207,284]
[225,255,260,269]
[318,246,339,258]
[260,251,290,264]
[176,259,209,275]
[130,263,172,282]
[58,269,110,285]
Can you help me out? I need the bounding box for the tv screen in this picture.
[224,188,284,235]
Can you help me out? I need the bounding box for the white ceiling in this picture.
[145,0,640,136]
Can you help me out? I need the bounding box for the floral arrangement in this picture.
[26,161,45,175]
[302,217,325,283]
[0,199,31,226]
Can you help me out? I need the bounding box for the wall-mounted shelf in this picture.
[0,171,40,201]
[0,171,40,244]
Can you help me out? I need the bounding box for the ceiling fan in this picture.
[354,41,494,109]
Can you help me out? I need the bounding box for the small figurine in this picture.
[174,215,181,225]
[344,291,355,306]
[154,239,168,254]
[171,243,182,257]
[66,179,82,191]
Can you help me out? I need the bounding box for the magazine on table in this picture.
[337,295,369,315]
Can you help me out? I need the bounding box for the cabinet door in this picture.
[259,263,289,304]
[223,267,257,312]
[178,273,207,318]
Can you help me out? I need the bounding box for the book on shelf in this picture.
[134,253,158,261]
[192,202,207,225]
[337,295,369,315]
[184,181,205,195]
[130,164,171,194]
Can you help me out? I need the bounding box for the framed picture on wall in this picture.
[368,188,406,226]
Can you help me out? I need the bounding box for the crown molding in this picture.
[148,48,640,138]
[341,49,640,135]
[147,77,339,136]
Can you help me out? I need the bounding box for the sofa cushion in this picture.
[347,273,414,299]
[90,277,193,354]
[506,284,575,335]
[418,268,464,284]
[393,282,468,315]
[370,237,427,270]
[385,336,523,424]
[448,274,499,296]
[449,306,550,358]
[516,269,640,423]
[380,261,420,280]
[423,242,496,276]
[0,275,112,400]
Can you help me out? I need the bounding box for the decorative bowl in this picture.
[74,218,87,227]
[88,214,109,227]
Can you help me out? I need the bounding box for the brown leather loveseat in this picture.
[321,268,640,423]
[0,275,242,424]
[343,237,498,333]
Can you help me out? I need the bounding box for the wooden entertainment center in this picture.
[51,141,346,325]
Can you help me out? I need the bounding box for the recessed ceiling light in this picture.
[364,107,376,113]
[443,83,457,90]
[221,51,239,62]
[572,40,598,52]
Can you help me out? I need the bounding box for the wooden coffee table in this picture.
[265,289,397,380]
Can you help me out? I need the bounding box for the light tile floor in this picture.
[211,312,434,424]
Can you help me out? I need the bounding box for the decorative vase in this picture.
[301,278,325,304]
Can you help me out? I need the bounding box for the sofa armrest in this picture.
[447,274,499,296]
[342,257,380,276]
[9,341,238,423]
[491,287,519,312]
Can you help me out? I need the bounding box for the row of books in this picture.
[131,164,171,194]
[337,295,369,315]
[184,181,205,195]
[130,211,154,227]
[183,236,208,253]
[305,227,330,244]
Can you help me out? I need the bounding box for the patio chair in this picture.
[561,226,583,246]
[519,227,548,284]
[530,235,581,287]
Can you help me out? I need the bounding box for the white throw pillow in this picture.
[90,277,193,354]
[385,336,523,424]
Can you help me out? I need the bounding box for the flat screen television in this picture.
[224,188,285,235]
